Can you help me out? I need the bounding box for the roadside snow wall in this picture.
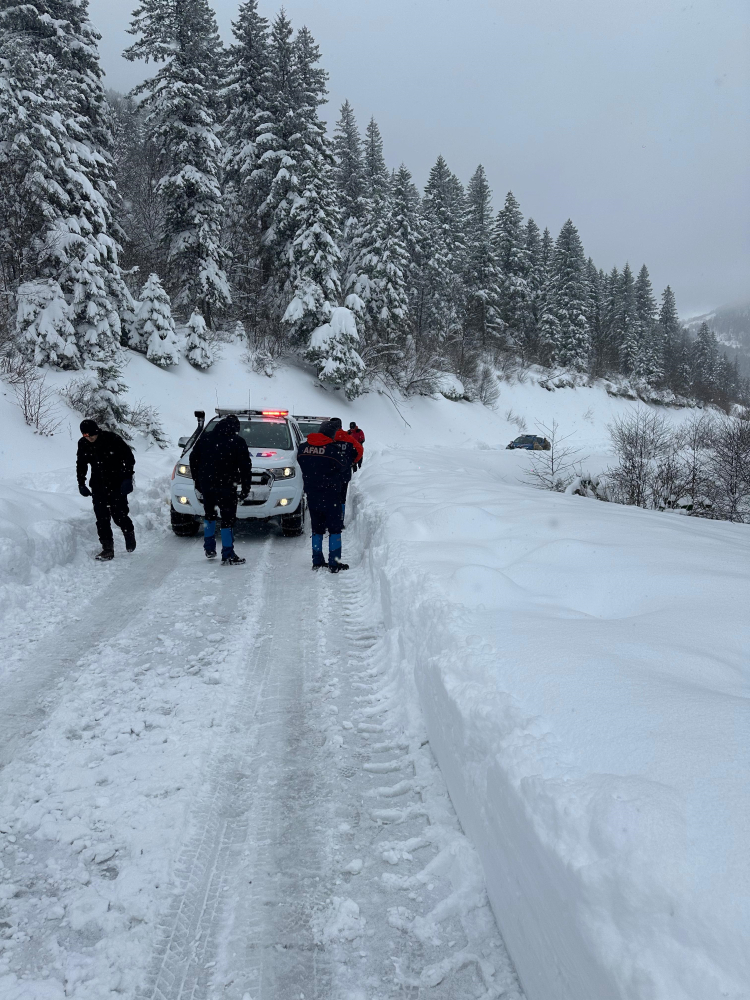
[354,446,750,1000]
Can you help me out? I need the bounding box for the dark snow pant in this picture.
[309,500,344,567]
[92,492,134,552]
[202,490,238,559]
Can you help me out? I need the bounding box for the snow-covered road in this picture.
[0,508,522,1000]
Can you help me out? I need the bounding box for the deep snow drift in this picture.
[355,449,750,1000]
[0,342,746,999]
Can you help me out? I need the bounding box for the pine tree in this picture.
[280,26,342,344]
[658,286,681,389]
[15,280,76,367]
[420,155,466,341]
[333,100,366,293]
[347,118,409,341]
[334,101,366,229]
[586,259,606,373]
[540,220,590,370]
[254,16,341,344]
[306,306,364,399]
[633,264,661,383]
[494,191,531,347]
[185,311,214,369]
[692,322,720,402]
[391,164,424,336]
[616,263,639,375]
[362,117,389,204]
[222,0,271,322]
[125,0,230,327]
[524,218,545,359]
[1,0,131,367]
[137,273,179,367]
[464,166,499,349]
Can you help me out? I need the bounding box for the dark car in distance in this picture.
[506,434,551,451]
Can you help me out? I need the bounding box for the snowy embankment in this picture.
[354,446,750,1000]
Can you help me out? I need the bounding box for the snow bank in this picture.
[0,482,89,588]
[354,446,750,1000]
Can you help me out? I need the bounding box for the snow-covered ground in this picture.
[0,343,746,999]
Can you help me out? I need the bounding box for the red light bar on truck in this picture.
[261,409,288,417]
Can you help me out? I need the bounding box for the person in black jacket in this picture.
[189,414,252,565]
[297,419,353,572]
[76,419,136,561]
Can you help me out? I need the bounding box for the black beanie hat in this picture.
[330,417,342,430]
[349,421,357,429]
[80,419,99,435]
[218,414,240,435]
[319,419,337,439]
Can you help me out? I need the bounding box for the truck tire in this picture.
[171,507,200,536]
[281,499,305,537]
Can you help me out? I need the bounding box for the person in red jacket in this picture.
[329,418,363,524]
[349,422,365,470]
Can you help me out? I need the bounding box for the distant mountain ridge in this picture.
[684,301,750,373]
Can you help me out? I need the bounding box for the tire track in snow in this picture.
[136,537,277,1000]
[137,507,523,999]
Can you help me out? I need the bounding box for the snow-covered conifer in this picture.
[185,311,214,369]
[420,156,466,340]
[125,0,230,327]
[494,191,531,346]
[524,218,545,356]
[464,166,499,349]
[280,26,342,343]
[634,264,662,384]
[391,164,424,334]
[16,281,77,367]
[136,274,179,367]
[334,102,366,232]
[1,0,132,367]
[617,264,639,374]
[333,101,366,295]
[222,0,270,314]
[254,17,342,344]
[306,306,364,398]
[540,220,590,370]
[658,286,682,388]
[346,118,409,342]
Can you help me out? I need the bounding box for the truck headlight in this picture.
[270,467,295,479]
[176,463,192,478]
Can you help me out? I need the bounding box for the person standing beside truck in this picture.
[329,418,363,525]
[297,419,354,572]
[349,421,365,470]
[189,414,252,565]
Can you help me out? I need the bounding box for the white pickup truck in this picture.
[170,408,306,537]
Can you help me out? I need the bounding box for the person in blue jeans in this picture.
[189,415,252,565]
[297,419,357,572]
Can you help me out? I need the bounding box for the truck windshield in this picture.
[201,418,294,450]
[240,419,293,450]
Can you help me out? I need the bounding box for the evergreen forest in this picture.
[1,0,746,409]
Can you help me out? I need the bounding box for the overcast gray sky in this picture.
[91,0,749,316]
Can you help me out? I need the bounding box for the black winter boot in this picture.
[222,553,246,566]
[329,562,349,573]
[124,531,136,553]
[95,549,114,561]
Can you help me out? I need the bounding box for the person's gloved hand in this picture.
[121,477,134,496]
[79,484,91,497]
[239,487,250,502]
